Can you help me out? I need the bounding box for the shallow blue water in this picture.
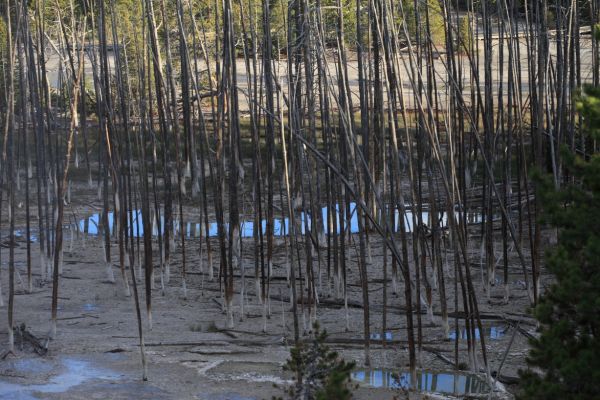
[370,332,393,341]
[75,203,488,239]
[448,325,508,340]
[0,357,122,399]
[351,369,489,395]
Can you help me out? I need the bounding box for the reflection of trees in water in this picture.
[352,369,489,395]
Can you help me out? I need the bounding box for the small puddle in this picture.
[448,325,507,341]
[82,303,100,312]
[0,357,123,399]
[370,332,393,341]
[7,231,37,244]
[351,369,489,395]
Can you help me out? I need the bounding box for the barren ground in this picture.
[0,172,550,400]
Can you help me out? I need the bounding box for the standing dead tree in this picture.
[0,0,594,388]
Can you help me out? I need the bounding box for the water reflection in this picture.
[351,369,489,395]
[370,332,393,341]
[448,326,507,340]
[7,230,37,243]
[76,203,490,239]
[82,303,100,312]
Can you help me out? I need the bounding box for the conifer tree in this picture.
[518,28,600,400]
[280,323,355,400]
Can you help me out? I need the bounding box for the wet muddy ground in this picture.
[0,181,544,399]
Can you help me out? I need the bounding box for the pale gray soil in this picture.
[0,177,544,399]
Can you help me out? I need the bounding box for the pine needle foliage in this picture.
[518,27,600,400]
[278,323,356,400]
